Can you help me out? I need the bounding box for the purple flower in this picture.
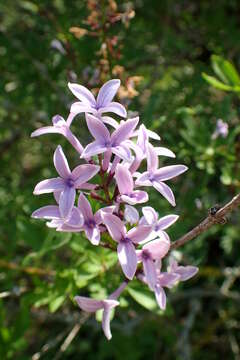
[31,115,84,154]
[69,79,127,118]
[135,143,188,206]
[33,145,99,218]
[75,281,128,340]
[115,164,148,205]
[81,114,139,162]
[140,206,179,242]
[169,259,199,281]
[102,213,151,279]
[137,238,170,290]
[31,204,83,229]
[212,119,229,139]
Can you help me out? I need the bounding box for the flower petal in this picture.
[33,178,65,195]
[31,126,64,137]
[67,207,84,227]
[99,102,127,118]
[77,193,93,220]
[81,141,107,158]
[74,296,103,312]
[111,117,139,145]
[154,284,166,310]
[31,205,60,219]
[117,241,137,280]
[85,226,100,245]
[156,214,179,230]
[121,191,148,205]
[68,83,96,105]
[97,79,120,107]
[111,145,132,162]
[124,205,139,225]
[143,258,158,290]
[152,181,176,206]
[135,172,152,186]
[154,147,175,158]
[115,164,133,194]
[72,164,99,186]
[86,113,110,142]
[53,145,71,179]
[102,299,119,340]
[127,225,152,244]
[143,238,170,260]
[70,102,97,115]
[142,206,158,225]
[59,186,76,218]
[102,213,126,242]
[154,165,188,182]
[158,273,179,288]
[174,266,199,281]
[102,116,119,128]
[146,143,159,172]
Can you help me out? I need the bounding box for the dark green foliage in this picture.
[1,1,240,359]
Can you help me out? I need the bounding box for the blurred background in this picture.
[1,0,240,359]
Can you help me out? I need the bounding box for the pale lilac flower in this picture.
[81,114,139,162]
[212,119,229,139]
[31,115,84,154]
[115,164,148,205]
[169,259,199,281]
[140,206,179,242]
[75,281,128,340]
[137,238,170,290]
[31,204,84,229]
[69,79,127,118]
[135,143,188,206]
[102,213,151,279]
[33,145,99,218]
[124,205,139,225]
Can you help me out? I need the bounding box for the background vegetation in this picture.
[1,1,240,359]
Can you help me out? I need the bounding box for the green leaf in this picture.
[127,286,158,311]
[202,73,233,91]
[49,295,65,313]
[212,55,240,86]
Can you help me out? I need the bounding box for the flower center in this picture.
[141,249,151,260]
[85,219,96,229]
[149,174,155,182]
[104,140,111,147]
[66,178,74,187]
[120,236,131,243]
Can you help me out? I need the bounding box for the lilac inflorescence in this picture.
[31,79,198,340]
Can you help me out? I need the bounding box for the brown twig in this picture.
[171,193,240,250]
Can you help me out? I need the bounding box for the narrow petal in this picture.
[127,225,152,244]
[174,266,199,281]
[59,186,76,218]
[53,145,71,179]
[85,227,100,245]
[111,117,139,145]
[154,147,175,158]
[70,102,97,115]
[115,164,133,194]
[102,213,126,242]
[142,206,158,225]
[102,116,119,128]
[31,205,60,219]
[68,83,96,105]
[97,79,120,107]
[94,206,115,224]
[111,145,132,162]
[31,126,64,137]
[124,205,139,225]
[156,214,179,230]
[143,238,170,260]
[86,114,110,142]
[81,141,107,158]
[74,296,103,312]
[135,172,152,186]
[72,164,99,185]
[77,193,93,220]
[158,273,179,288]
[102,299,119,340]
[117,241,137,280]
[147,129,161,140]
[154,284,166,310]
[67,207,84,227]
[64,127,84,154]
[99,102,127,118]
[152,181,176,206]
[121,191,148,205]
[146,143,159,172]
[143,258,158,290]
[154,165,188,182]
[33,178,65,195]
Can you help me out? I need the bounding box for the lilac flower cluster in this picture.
[31,79,198,340]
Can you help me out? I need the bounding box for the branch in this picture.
[171,193,240,250]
